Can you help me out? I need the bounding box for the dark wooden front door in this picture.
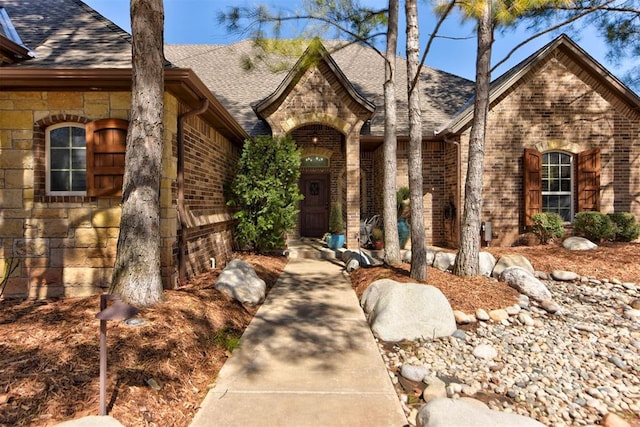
[300,174,329,237]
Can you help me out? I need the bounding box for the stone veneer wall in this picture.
[457,53,640,246]
[0,90,240,298]
[0,91,131,298]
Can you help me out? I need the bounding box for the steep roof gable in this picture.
[441,34,640,134]
[253,38,376,119]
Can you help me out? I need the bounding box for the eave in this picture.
[0,35,31,63]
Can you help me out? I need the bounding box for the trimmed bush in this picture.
[608,212,640,242]
[227,135,303,252]
[531,212,565,244]
[573,212,616,242]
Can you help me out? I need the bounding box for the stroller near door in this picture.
[359,214,380,248]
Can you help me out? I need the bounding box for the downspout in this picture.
[440,131,461,247]
[177,99,209,285]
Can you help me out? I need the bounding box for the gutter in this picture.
[177,99,209,285]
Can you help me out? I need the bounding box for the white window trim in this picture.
[46,122,87,196]
[542,151,574,221]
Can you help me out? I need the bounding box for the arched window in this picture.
[542,151,573,221]
[46,123,87,195]
[301,155,329,168]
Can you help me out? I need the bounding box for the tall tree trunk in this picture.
[406,0,427,281]
[453,1,492,277]
[110,0,165,306]
[383,0,401,265]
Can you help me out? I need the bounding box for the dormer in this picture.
[0,7,35,64]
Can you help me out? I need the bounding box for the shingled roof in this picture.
[165,40,475,137]
[1,0,133,68]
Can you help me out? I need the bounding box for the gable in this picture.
[254,39,375,128]
[442,35,640,135]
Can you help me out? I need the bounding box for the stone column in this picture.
[345,127,361,248]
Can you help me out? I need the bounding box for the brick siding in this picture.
[458,54,640,246]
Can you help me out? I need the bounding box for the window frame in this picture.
[541,151,574,222]
[45,122,87,196]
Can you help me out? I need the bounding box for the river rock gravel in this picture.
[381,276,640,426]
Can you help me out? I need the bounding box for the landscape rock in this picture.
[453,310,471,324]
[478,252,497,277]
[500,266,552,302]
[540,299,561,314]
[342,250,377,267]
[215,259,266,305]
[433,252,456,272]
[475,308,490,321]
[345,258,360,272]
[472,344,498,360]
[492,255,534,278]
[601,413,632,427]
[422,377,447,402]
[563,236,597,250]
[401,249,436,265]
[416,398,545,427]
[551,270,579,281]
[401,364,430,382]
[489,309,508,321]
[361,279,456,342]
[518,311,535,326]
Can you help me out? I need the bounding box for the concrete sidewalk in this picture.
[190,257,408,427]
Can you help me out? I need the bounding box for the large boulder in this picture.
[361,279,456,342]
[478,252,497,277]
[215,259,266,305]
[416,398,545,427]
[492,254,534,278]
[433,252,456,271]
[562,236,597,250]
[402,248,436,265]
[499,266,552,302]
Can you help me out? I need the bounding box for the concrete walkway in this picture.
[190,257,408,427]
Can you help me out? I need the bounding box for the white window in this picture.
[46,123,87,195]
[542,151,573,221]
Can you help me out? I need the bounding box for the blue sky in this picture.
[84,0,629,83]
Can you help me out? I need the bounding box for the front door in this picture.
[300,174,329,237]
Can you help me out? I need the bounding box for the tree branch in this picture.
[491,0,617,72]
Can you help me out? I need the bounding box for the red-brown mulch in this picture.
[2,242,639,426]
[0,254,287,427]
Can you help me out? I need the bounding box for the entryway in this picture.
[299,173,329,237]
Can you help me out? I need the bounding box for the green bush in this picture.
[608,212,640,242]
[531,212,565,244]
[573,212,617,242]
[227,135,303,252]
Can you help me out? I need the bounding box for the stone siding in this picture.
[0,91,240,298]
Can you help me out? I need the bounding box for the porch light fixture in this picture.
[95,294,139,416]
[311,135,318,144]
